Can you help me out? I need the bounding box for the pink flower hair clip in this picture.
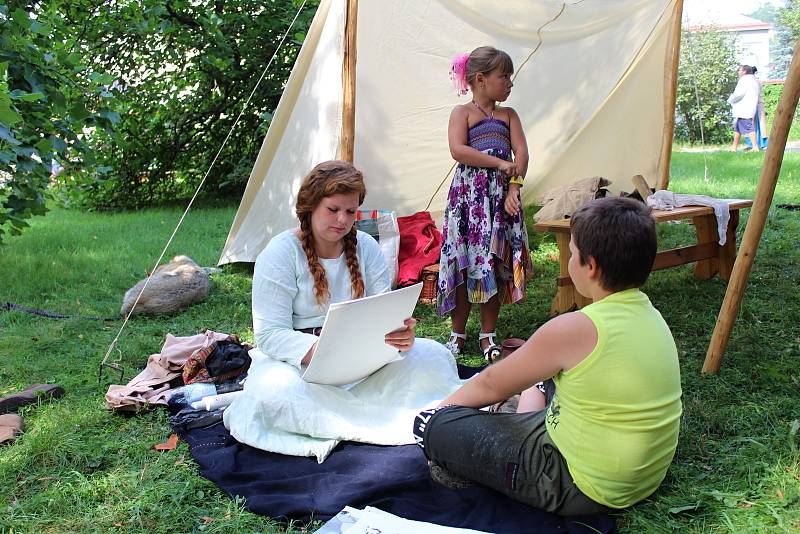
[449,53,470,96]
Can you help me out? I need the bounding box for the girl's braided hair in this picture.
[296,160,366,305]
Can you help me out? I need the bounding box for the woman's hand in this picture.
[385,318,417,352]
[497,160,517,177]
[504,183,522,217]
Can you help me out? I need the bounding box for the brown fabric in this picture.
[533,177,611,223]
[105,331,232,412]
[0,413,24,445]
[181,342,217,384]
[182,336,251,385]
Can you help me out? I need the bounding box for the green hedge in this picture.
[762,82,800,140]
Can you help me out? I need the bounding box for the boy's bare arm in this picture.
[439,312,598,408]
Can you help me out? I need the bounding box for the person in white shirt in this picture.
[727,65,761,152]
[223,160,463,462]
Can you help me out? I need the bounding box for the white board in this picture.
[302,283,423,386]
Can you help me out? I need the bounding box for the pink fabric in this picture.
[105,330,231,412]
[397,211,442,286]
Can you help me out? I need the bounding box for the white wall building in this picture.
[684,9,773,79]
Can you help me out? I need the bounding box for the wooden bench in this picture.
[532,200,754,314]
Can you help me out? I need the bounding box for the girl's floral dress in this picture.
[437,112,532,315]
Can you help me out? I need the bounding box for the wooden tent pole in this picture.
[656,0,684,191]
[703,39,800,375]
[340,0,358,162]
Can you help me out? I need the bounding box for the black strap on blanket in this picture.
[1,301,119,321]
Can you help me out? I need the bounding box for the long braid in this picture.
[294,160,367,304]
[342,227,365,299]
[299,218,329,305]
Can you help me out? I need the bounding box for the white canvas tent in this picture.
[219,0,684,265]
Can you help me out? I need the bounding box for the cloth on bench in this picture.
[646,191,731,245]
[533,177,611,223]
[170,364,615,534]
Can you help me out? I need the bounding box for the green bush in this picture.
[675,29,739,144]
[2,0,316,239]
[762,82,800,140]
[51,0,318,210]
[0,1,118,243]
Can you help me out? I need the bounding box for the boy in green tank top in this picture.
[413,197,682,515]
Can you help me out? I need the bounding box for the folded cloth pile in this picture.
[105,331,250,412]
[533,177,611,223]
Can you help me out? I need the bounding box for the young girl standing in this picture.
[438,46,533,362]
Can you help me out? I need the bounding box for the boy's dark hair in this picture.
[571,197,657,292]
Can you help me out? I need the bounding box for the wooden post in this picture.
[702,39,800,374]
[339,0,358,162]
[692,214,719,279]
[656,0,684,191]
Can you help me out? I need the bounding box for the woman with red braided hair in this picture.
[224,160,464,462]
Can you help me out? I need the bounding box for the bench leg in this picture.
[693,214,719,279]
[718,210,740,281]
[550,233,593,314]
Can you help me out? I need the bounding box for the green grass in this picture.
[670,151,800,204]
[2,151,800,533]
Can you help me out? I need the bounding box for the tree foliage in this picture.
[1,0,317,243]
[0,1,118,243]
[675,29,739,144]
[54,0,317,209]
[770,0,800,80]
[778,0,800,37]
[748,4,779,24]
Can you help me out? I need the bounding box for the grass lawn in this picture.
[2,151,800,533]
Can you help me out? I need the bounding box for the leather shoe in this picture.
[0,384,65,414]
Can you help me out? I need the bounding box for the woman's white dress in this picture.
[223,230,464,462]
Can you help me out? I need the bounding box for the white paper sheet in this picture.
[302,283,422,386]
[314,506,490,533]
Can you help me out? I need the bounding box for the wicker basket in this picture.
[418,264,440,305]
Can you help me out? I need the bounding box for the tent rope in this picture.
[684,20,710,181]
[98,0,309,383]
[424,2,569,212]
[2,301,118,321]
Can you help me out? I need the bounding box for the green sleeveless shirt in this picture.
[545,289,682,508]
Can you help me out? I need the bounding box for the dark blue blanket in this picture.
[175,422,616,533]
[172,364,616,533]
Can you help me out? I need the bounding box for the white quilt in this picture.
[223,338,465,462]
